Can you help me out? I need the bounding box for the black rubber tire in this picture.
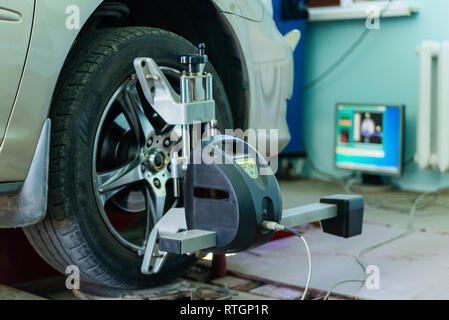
[23,27,233,289]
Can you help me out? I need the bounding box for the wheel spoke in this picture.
[150,188,167,223]
[143,188,154,244]
[97,188,125,207]
[118,82,155,146]
[97,159,143,195]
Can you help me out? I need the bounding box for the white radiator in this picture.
[415,41,449,172]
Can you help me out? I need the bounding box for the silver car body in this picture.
[0,0,295,226]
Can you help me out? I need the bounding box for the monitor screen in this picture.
[335,104,403,176]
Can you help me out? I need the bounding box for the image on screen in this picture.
[335,104,402,176]
[356,111,383,144]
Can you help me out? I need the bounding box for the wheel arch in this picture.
[78,0,249,130]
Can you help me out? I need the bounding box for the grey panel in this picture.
[0,182,23,195]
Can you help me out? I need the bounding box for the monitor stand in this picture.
[350,174,394,193]
[362,174,384,186]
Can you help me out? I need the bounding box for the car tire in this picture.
[23,27,233,289]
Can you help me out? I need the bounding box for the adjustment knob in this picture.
[180,43,208,74]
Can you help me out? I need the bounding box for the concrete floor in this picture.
[226,179,449,299]
[5,178,449,300]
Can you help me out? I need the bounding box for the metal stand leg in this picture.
[211,254,227,279]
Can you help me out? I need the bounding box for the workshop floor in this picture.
[4,178,449,300]
[226,179,449,300]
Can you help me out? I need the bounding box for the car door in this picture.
[0,0,35,144]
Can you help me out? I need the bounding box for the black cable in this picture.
[305,0,393,91]
[220,1,265,23]
[284,226,302,238]
[221,10,265,23]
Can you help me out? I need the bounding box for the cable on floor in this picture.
[262,222,312,300]
[323,190,437,300]
[344,178,440,213]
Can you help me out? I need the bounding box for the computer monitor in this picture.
[334,104,404,177]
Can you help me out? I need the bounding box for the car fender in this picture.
[0,0,102,182]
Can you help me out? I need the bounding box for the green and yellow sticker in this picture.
[235,157,259,179]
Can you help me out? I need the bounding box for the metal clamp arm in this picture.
[280,203,337,228]
[143,196,363,274]
[133,57,215,125]
[141,208,188,275]
[159,230,216,255]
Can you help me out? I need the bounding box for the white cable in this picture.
[263,190,436,300]
[284,228,312,300]
[262,221,312,300]
[299,233,312,300]
[356,191,433,270]
[323,279,365,300]
[324,190,437,300]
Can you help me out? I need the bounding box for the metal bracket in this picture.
[141,208,216,275]
[142,195,363,274]
[133,57,215,125]
[154,203,338,256]
[134,56,217,196]
[159,229,216,255]
[141,208,188,275]
[280,203,337,228]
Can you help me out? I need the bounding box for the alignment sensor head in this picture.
[184,135,282,254]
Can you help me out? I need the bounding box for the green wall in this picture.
[303,0,449,191]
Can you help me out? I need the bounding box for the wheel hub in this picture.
[145,149,167,172]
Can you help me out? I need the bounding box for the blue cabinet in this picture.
[273,0,307,155]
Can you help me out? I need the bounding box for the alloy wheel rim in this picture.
[92,68,181,253]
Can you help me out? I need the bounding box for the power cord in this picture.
[307,160,357,194]
[263,221,312,300]
[323,190,437,300]
[307,159,354,182]
[262,191,437,300]
[305,0,393,91]
[220,0,265,23]
[343,177,440,213]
